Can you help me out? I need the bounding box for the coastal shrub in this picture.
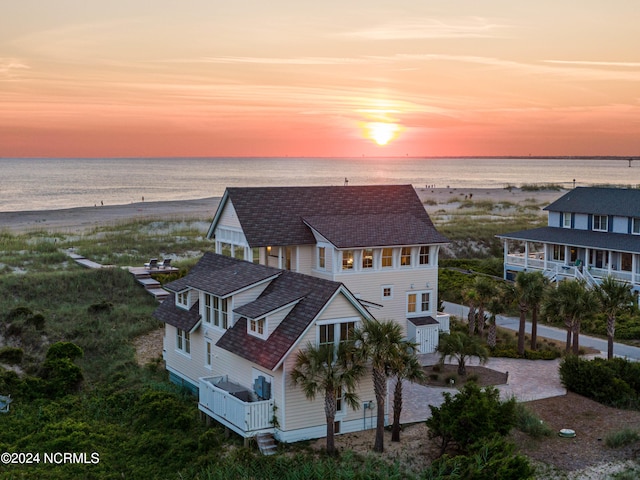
[514,403,553,438]
[559,356,639,409]
[46,341,84,361]
[605,428,640,448]
[426,382,517,455]
[431,435,534,480]
[0,347,24,365]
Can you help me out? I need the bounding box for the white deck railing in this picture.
[199,376,274,435]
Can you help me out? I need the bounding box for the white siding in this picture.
[295,245,315,275]
[217,199,242,229]
[163,324,207,385]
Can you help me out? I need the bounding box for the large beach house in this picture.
[498,187,640,294]
[153,185,450,443]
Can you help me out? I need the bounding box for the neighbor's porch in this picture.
[198,375,275,439]
[502,239,640,287]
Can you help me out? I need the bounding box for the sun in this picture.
[366,122,400,146]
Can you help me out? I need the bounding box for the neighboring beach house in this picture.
[153,184,450,443]
[498,187,640,294]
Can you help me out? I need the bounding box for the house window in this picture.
[407,291,431,315]
[342,250,354,270]
[336,386,344,413]
[382,285,393,299]
[381,248,393,268]
[205,340,213,367]
[563,213,572,228]
[204,294,213,324]
[633,218,640,235]
[177,291,189,308]
[551,244,565,262]
[593,215,608,232]
[252,247,260,264]
[176,328,190,354]
[400,247,412,266]
[362,248,373,269]
[419,246,430,265]
[235,247,245,261]
[213,297,229,329]
[318,321,356,346]
[249,317,266,337]
[318,247,326,269]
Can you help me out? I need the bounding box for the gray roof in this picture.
[164,252,281,297]
[498,226,640,254]
[544,187,640,217]
[210,185,448,247]
[407,315,439,326]
[233,289,306,319]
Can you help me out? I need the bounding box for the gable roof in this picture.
[163,252,281,297]
[153,297,201,332]
[216,270,357,370]
[208,185,449,247]
[152,252,372,371]
[544,187,640,217]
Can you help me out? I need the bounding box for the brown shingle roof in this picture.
[153,296,201,332]
[214,185,448,247]
[216,270,346,370]
[164,252,281,296]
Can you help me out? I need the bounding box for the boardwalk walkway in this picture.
[65,250,173,302]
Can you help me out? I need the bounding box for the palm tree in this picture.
[543,279,599,355]
[472,276,496,336]
[437,331,489,376]
[513,271,545,356]
[486,295,505,349]
[526,271,548,351]
[462,287,479,335]
[389,341,425,442]
[290,340,366,455]
[596,275,633,360]
[353,318,404,453]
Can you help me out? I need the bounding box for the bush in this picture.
[42,358,84,397]
[0,347,24,365]
[605,428,640,448]
[426,382,517,455]
[559,356,640,409]
[514,403,553,438]
[46,342,84,361]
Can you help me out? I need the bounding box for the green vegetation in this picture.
[559,356,640,409]
[604,428,640,449]
[514,403,554,439]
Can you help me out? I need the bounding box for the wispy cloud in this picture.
[0,58,30,77]
[341,17,510,40]
[183,56,369,66]
[544,60,640,68]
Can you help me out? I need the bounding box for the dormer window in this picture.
[177,291,189,309]
[593,215,608,232]
[633,218,640,235]
[249,317,266,339]
[362,249,373,269]
[419,246,430,265]
[563,213,571,228]
[381,248,393,268]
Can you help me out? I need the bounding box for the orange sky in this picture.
[1,1,639,157]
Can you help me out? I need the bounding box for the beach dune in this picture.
[0,187,565,234]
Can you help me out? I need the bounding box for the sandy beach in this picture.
[0,187,566,234]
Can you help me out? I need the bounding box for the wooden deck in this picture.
[64,250,173,302]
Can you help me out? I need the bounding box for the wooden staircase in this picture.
[255,433,277,456]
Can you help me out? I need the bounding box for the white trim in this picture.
[248,317,267,339]
[406,290,433,317]
[381,284,394,300]
[593,214,608,232]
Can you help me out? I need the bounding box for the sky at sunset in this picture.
[1,1,639,158]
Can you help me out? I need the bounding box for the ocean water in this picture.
[1,157,639,212]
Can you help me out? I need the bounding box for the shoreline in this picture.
[0,187,566,234]
[0,197,221,234]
